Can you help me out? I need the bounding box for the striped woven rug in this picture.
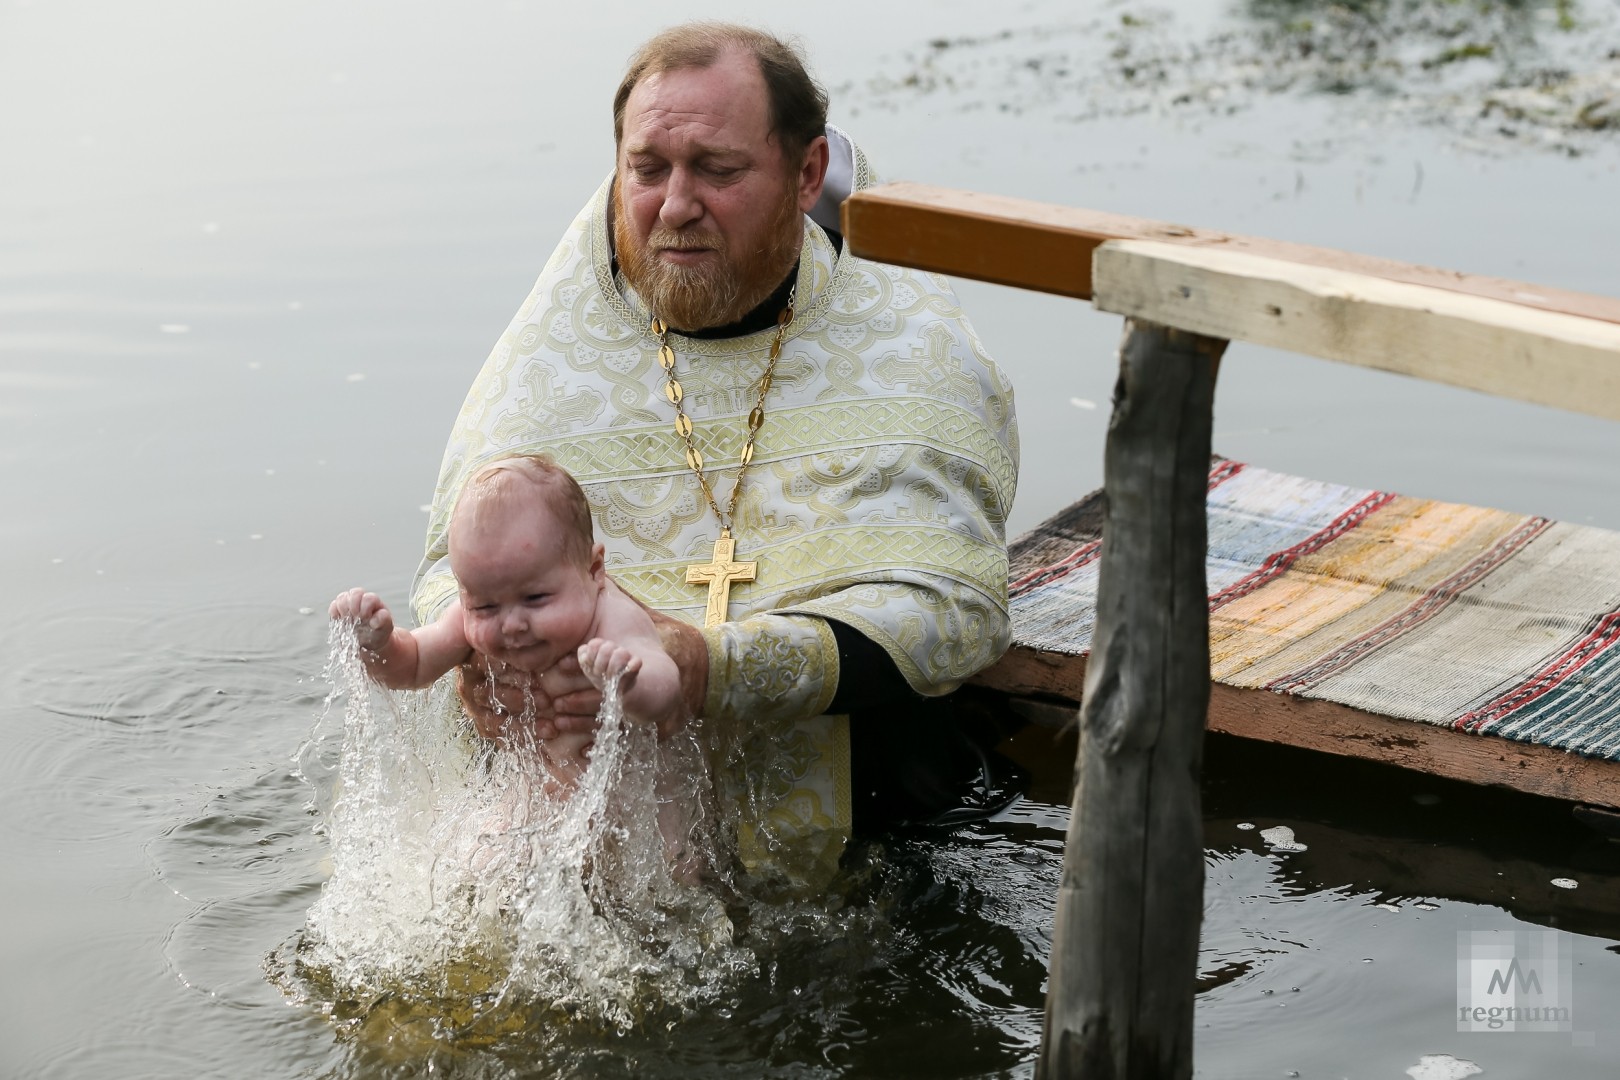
[1008,459,1620,761]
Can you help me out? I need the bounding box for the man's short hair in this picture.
[612,22,828,165]
[456,454,595,567]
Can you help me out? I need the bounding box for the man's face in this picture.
[614,48,820,331]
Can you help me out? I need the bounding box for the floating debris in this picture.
[1069,397,1098,410]
[1552,876,1579,889]
[1261,825,1307,852]
[1406,1054,1483,1080]
[1415,901,1440,911]
[1236,821,1256,830]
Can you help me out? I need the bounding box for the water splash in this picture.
[277,620,756,1044]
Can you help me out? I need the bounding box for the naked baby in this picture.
[330,454,695,866]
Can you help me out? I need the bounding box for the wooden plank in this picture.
[841,182,1620,326]
[973,645,1620,811]
[1092,240,1620,421]
[1207,681,1620,809]
[1039,321,1222,1080]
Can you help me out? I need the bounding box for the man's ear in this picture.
[796,135,831,213]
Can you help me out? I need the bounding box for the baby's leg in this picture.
[461,764,537,878]
[656,767,704,885]
[536,732,591,799]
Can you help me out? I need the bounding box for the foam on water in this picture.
[279,621,760,1040]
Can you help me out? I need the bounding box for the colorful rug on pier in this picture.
[1008,459,1620,760]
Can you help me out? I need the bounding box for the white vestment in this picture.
[413,129,1018,880]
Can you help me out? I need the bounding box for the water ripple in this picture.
[165,883,324,1005]
[147,766,325,904]
[146,601,320,663]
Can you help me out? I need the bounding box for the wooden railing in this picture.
[845,182,1620,416]
[842,182,1620,1079]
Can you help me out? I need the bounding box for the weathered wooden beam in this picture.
[1092,239,1620,421]
[1039,320,1224,1080]
[841,182,1620,326]
[973,645,1620,811]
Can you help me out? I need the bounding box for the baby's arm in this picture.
[577,590,685,736]
[329,588,471,689]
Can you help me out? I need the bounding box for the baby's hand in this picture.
[329,587,395,652]
[577,638,641,690]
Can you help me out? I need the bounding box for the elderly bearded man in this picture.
[412,23,1018,879]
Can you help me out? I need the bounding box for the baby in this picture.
[330,454,686,806]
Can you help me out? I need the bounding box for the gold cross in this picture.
[686,529,757,627]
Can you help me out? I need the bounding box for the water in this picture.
[284,631,749,1045]
[4,0,1619,1075]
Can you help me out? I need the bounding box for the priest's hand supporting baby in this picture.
[455,655,599,743]
[458,607,706,742]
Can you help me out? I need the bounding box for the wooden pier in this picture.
[842,183,1620,1079]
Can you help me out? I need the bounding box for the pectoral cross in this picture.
[686,529,757,627]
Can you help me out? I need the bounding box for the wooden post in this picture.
[1038,318,1224,1079]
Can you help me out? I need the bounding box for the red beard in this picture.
[614,179,803,332]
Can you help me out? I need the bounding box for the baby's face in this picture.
[450,499,602,673]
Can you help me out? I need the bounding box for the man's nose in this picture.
[658,168,703,230]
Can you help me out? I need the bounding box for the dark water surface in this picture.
[4,0,1619,1076]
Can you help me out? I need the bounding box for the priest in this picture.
[411,22,1018,874]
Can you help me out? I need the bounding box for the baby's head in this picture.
[452,455,595,564]
[447,455,605,670]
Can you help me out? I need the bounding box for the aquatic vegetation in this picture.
[851,0,1620,155]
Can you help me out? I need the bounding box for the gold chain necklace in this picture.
[650,286,795,627]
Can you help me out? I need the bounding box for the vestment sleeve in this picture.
[700,613,840,726]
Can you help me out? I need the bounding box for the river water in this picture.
[4,0,1619,1076]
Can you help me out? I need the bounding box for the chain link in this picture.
[651,287,796,533]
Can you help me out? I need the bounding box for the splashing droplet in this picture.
[1260,826,1307,852]
[1405,1054,1482,1080]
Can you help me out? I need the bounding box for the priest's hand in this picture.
[456,653,602,744]
[645,609,709,725]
